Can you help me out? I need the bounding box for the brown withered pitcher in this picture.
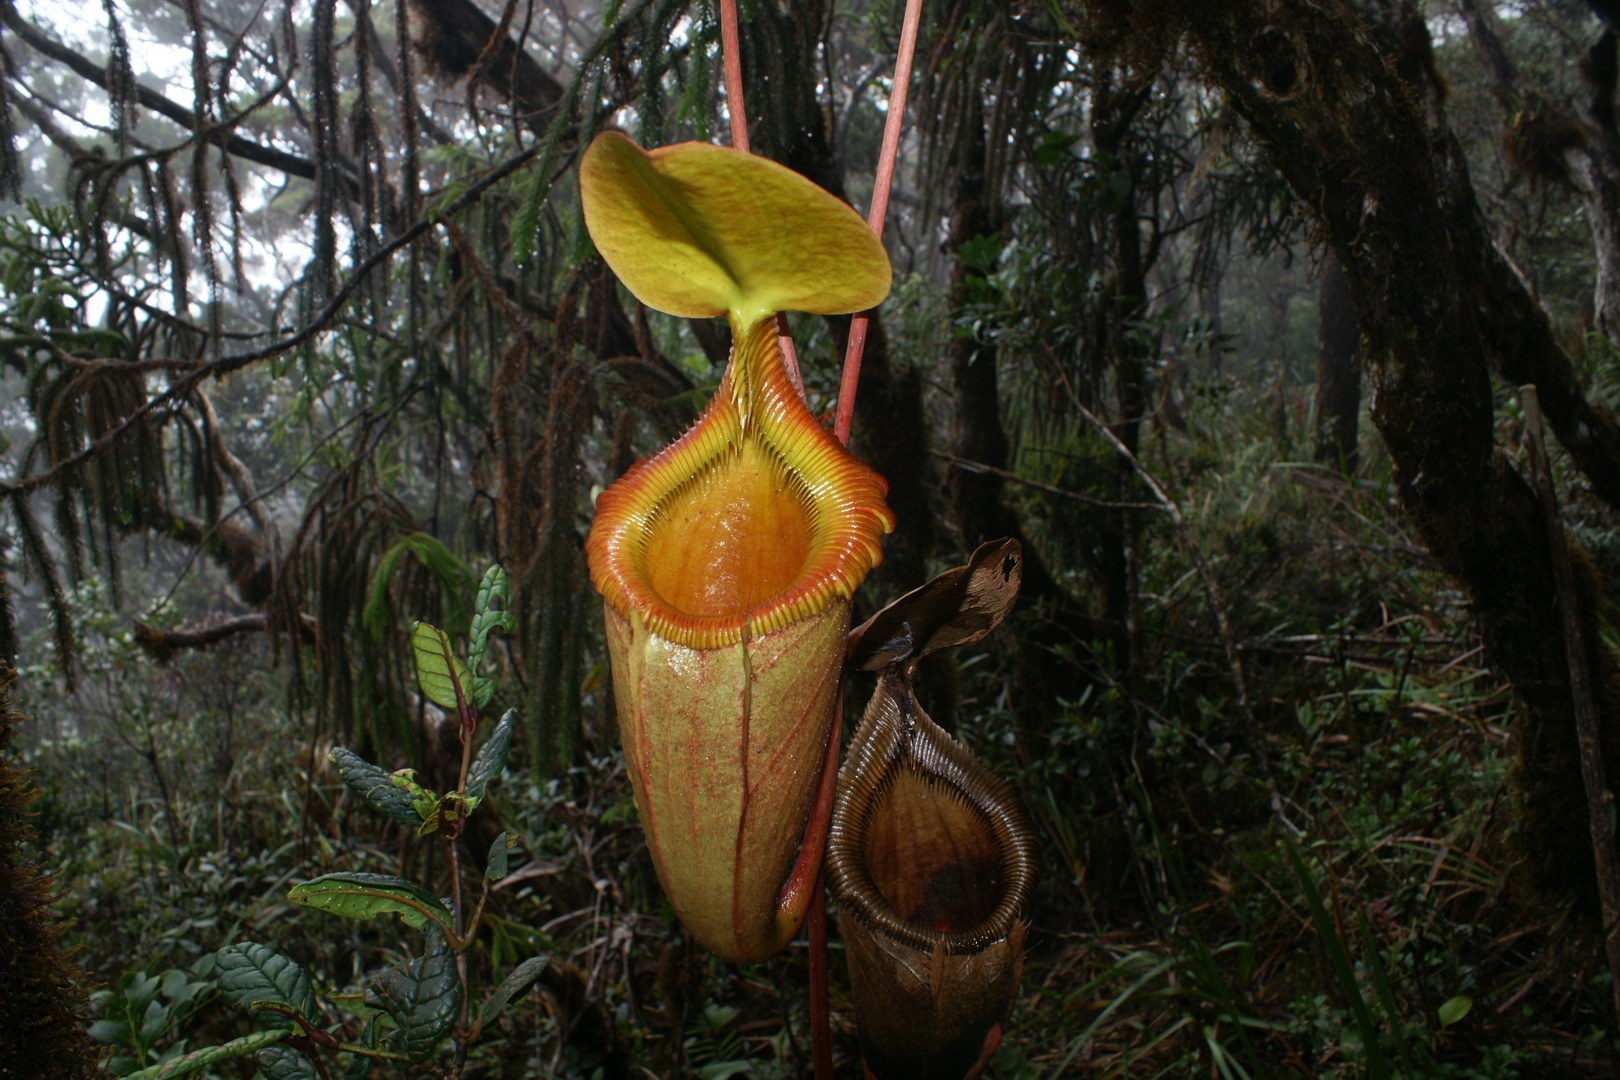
[827,539,1038,1080]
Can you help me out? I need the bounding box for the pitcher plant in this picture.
[580,132,894,962]
[829,538,1037,1079]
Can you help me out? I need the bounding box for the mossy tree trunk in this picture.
[0,574,100,1077]
[1313,249,1360,472]
[1102,0,1620,912]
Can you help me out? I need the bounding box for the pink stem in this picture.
[720,0,807,395]
[776,313,807,398]
[720,0,749,153]
[834,0,925,447]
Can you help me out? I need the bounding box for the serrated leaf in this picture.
[480,955,548,1026]
[214,943,316,1031]
[1438,994,1473,1028]
[411,621,474,715]
[368,931,462,1061]
[473,675,496,709]
[579,132,891,330]
[121,1029,290,1080]
[329,747,424,827]
[256,1044,320,1080]
[287,873,452,932]
[466,710,515,804]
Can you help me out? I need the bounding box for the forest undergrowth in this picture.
[15,379,1614,1078]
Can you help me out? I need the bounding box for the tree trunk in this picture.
[1313,249,1360,470]
[0,656,101,1080]
[1115,0,1620,913]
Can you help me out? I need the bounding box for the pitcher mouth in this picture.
[587,318,893,650]
[828,673,1037,955]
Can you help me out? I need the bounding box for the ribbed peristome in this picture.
[587,317,893,649]
[826,669,1037,955]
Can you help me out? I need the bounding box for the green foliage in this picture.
[466,709,516,806]
[288,872,454,933]
[368,930,462,1059]
[329,747,425,827]
[88,965,216,1077]
[70,567,543,1075]
[214,942,317,1030]
[409,621,476,716]
[123,1028,292,1080]
[363,533,478,641]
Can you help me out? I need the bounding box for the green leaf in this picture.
[389,769,441,824]
[1284,842,1391,1080]
[368,931,462,1061]
[485,831,515,881]
[256,1044,320,1080]
[410,622,474,715]
[89,1018,131,1045]
[579,132,890,330]
[138,999,169,1044]
[121,1029,291,1080]
[329,747,424,827]
[480,955,548,1026]
[214,943,316,1031]
[466,710,515,805]
[1438,994,1473,1029]
[467,564,513,676]
[362,533,477,640]
[287,873,453,933]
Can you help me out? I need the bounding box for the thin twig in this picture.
[0,144,544,500]
[930,449,1168,510]
[1065,390,1285,813]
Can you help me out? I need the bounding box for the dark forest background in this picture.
[3,0,1620,1074]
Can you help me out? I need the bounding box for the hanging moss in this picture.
[0,662,100,1078]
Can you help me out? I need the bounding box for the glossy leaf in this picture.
[410,621,473,715]
[579,132,890,329]
[214,943,316,1031]
[480,955,549,1026]
[329,747,424,827]
[369,931,461,1060]
[466,709,515,805]
[287,873,452,933]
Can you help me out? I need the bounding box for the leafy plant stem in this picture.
[834,0,924,446]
